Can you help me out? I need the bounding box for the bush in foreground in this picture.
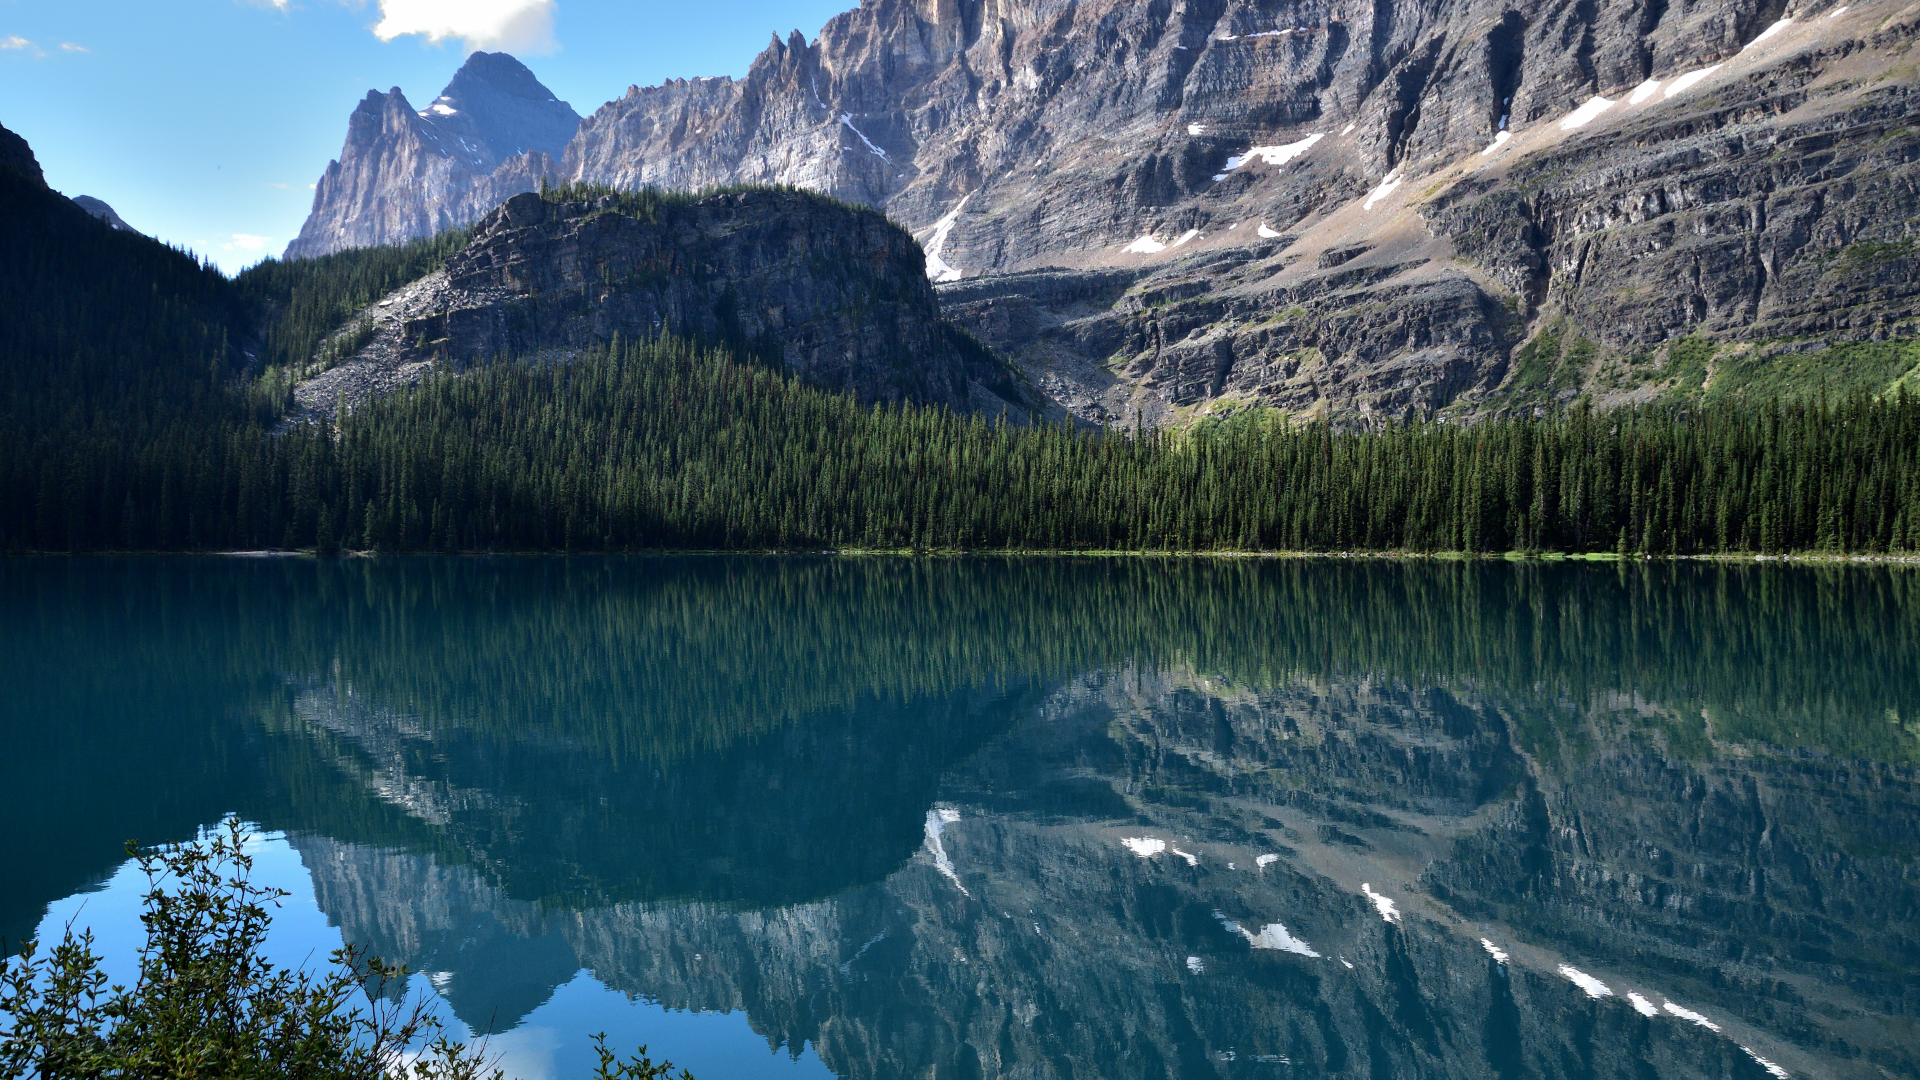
[0,819,686,1080]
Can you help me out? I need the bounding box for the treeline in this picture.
[4,336,1917,555]
[232,228,470,377]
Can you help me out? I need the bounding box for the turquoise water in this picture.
[5,556,1918,1079]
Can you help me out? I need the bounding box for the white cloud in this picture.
[371,0,557,53]
[59,42,87,52]
[1,35,33,50]
[224,234,272,252]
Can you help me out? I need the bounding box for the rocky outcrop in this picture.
[291,0,1920,423]
[290,187,1028,416]
[284,53,579,259]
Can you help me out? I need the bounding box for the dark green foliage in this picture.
[0,819,496,1079]
[535,178,871,223]
[0,162,248,448]
[2,154,1917,559]
[7,334,1917,556]
[233,230,470,375]
[0,819,692,1078]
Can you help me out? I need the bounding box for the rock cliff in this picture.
[291,0,1920,423]
[290,186,1026,417]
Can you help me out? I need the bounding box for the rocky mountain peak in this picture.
[285,53,577,260]
[417,51,581,164]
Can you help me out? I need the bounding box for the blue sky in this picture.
[0,0,855,272]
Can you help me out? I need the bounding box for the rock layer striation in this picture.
[292,0,1920,422]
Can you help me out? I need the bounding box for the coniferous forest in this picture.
[3,158,1919,556]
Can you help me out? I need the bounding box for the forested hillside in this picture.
[3,123,1917,557]
[5,332,1917,556]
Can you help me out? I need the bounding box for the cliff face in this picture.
[289,0,1920,422]
[283,53,579,260]
[290,187,1024,416]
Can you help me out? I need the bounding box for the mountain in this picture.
[291,0,1920,424]
[284,52,580,259]
[71,195,135,232]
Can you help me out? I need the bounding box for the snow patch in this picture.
[1558,965,1612,999]
[922,195,971,282]
[1245,922,1322,957]
[1362,171,1402,211]
[1339,956,1354,969]
[840,113,889,159]
[1742,1048,1791,1079]
[1479,938,1509,963]
[1559,96,1615,131]
[1361,883,1401,923]
[1123,836,1168,856]
[1124,234,1168,254]
[1664,65,1722,98]
[1169,844,1199,865]
[1172,229,1200,247]
[1341,122,1355,135]
[1481,131,1512,155]
[1186,955,1207,973]
[1629,78,1663,104]
[1628,992,1661,1017]
[1662,1002,1722,1031]
[1829,5,1848,15]
[1255,852,1280,867]
[1744,17,1793,49]
[1188,122,1209,135]
[923,807,969,895]
[1223,132,1323,172]
[425,101,457,117]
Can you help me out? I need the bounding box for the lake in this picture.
[4,556,1917,1080]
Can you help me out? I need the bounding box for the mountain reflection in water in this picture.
[5,557,1918,1080]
